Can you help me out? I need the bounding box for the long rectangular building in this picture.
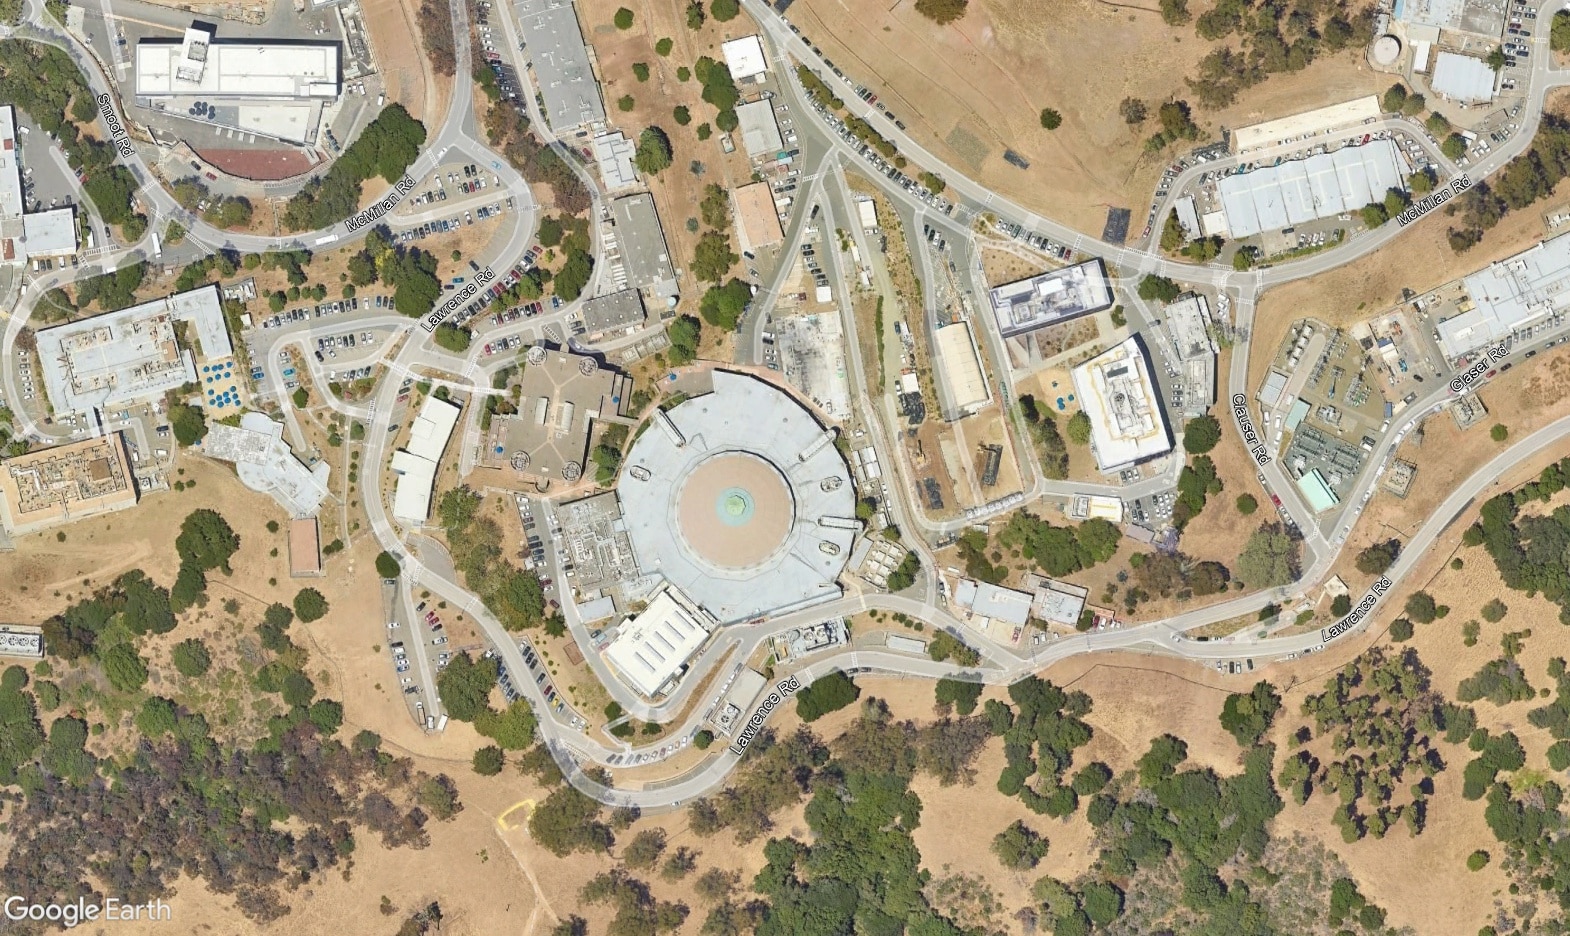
[514,0,605,131]
[1230,96,1380,153]
[135,28,340,99]
[987,259,1113,339]
[1218,139,1408,238]
[391,395,461,524]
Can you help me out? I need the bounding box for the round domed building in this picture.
[617,371,858,623]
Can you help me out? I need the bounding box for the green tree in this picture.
[634,126,674,175]
[698,278,750,327]
[171,638,212,677]
[1467,850,1490,871]
[632,62,650,82]
[1491,423,1509,442]
[1355,539,1400,575]
[613,6,633,28]
[1219,680,1282,747]
[437,653,501,722]
[176,509,240,573]
[1381,83,1408,114]
[1066,411,1092,445]
[623,828,667,869]
[294,587,330,623]
[1480,598,1508,623]
[473,745,505,775]
[685,0,705,28]
[1183,414,1222,454]
[1236,493,1258,515]
[935,677,982,715]
[710,0,739,20]
[1389,617,1415,641]
[1039,108,1063,130]
[617,95,635,112]
[1405,591,1439,624]
[673,105,691,126]
[914,0,967,24]
[433,323,471,352]
[102,644,149,692]
[1236,523,1300,588]
[667,315,702,365]
[1554,10,1570,53]
[655,37,674,56]
[991,819,1049,869]
[168,403,209,446]
[796,672,860,721]
[1138,274,1182,303]
[376,551,402,579]
[1443,133,1469,160]
[135,696,179,737]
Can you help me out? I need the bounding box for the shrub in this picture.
[294,588,330,623]
[1039,108,1063,130]
[613,7,633,28]
[473,745,505,775]
[1236,493,1258,514]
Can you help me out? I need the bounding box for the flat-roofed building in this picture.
[954,577,1029,628]
[1218,140,1408,238]
[0,626,44,658]
[721,35,768,81]
[1230,96,1380,153]
[709,666,768,736]
[933,322,989,416]
[987,260,1113,338]
[582,288,646,336]
[604,587,715,698]
[198,412,330,516]
[592,131,637,190]
[1296,467,1341,513]
[514,0,606,130]
[1,106,79,264]
[1025,575,1089,627]
[1070,335,1173,473]
[610,193,678,302]
[35,285,233,419]
[737,99,783,158]
[136,28,341,99]
[391,395,461,524]
[1439,232,1570,358]
[0,433,139,536]
[484,350,630,482]
[1432,52,1499,103]
[733,182,783,253]
[289,517,323,577]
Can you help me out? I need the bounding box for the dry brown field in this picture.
[787,0,1384,235]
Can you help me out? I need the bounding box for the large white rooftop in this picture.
[721,35,768,80]
[603,588,714,698]
[1230,96,1380,153]
[1441,232,1570,357]
[514,0,605,130]
[1218,139,1408,238]
[199,413,330,516]
[35,285,233,417]
[737,99,783,158]
[617,371,856,624]
[1431,51,1498,104]
[987,259,1113,338]
[135,39,341,99]
[1070,336,1173,473]
[391,395,461,524]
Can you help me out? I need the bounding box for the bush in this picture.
[294,588,330,623]
[655,37,673,56]
[171,638,212,677]
[915,0,967,24]
[1405,591,1439,625]
[1236,493,1258,515]
[991,819,1049,869]
[1183,414,1222,454]
[1039,108,1062,130]
[613,6,633,28]
[1480,598,1508,623]
[1389,618,1415,642]
[473,746,505,775]
[102,644,149,692]
[1467,850,1490,871]
[796,672,860,721]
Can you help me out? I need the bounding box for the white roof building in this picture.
[198,412,330,516]
[1230,96,1381,153]
[934,322,989,415]
[391,395,461,524]
[1440,232,1570,358]
[954,578,1032,627]
[857,197,878,231]
[1070,336,1173,473]
[592,131,638,190]
[736,99,784,158]
[21,209,78,258]
[604,588,714,698]
[1,106,78,264]
[1217,139,1408,238]
[721,35,768,81]
[135,32,341,99]
[1431,52,1499,104]
[35,285,233,417]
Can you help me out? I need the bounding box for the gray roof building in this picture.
[485,349,630,482]
[514,0,605,131]
[582,288,647,336]
[1441,231,1570,358]
[617,371,857,624]
[1218,140,1408,238]
[610,193,678,302]
[737,99,783,158]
